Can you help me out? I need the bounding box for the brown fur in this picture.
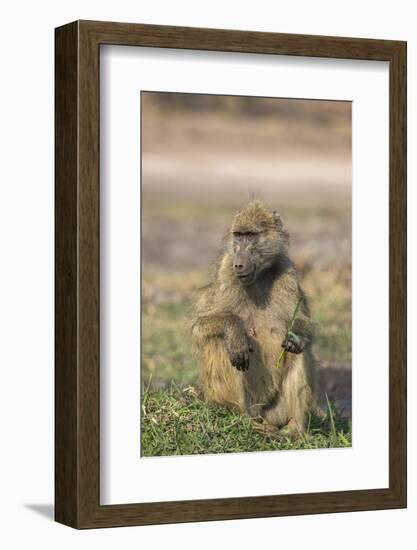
[192,200,316,432]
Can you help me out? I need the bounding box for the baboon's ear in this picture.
[272,210,283,230]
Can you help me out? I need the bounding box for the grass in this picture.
[141,384,352,457]
[142,272,201,387]
[304,267,352,365]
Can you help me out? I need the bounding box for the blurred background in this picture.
[141,92,352,417]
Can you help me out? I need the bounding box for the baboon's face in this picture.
[230,202,288,286]
[232,231,258,285]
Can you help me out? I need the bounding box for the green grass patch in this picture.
[141,384,352,457]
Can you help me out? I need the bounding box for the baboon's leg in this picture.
[262,353,313,432]
[200,339,245,411]
[242,344,277,419]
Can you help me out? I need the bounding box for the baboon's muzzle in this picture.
[233,249,256,285]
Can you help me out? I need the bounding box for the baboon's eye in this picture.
[233,231,258,238]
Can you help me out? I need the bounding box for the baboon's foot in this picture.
[252,416,306,441]
[278,418,306,440]
[252,417,301,441]
[252,418,282,438]
[286,417,305,432]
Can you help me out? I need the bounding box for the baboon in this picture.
[192,200,316,432]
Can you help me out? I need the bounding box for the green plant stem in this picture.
[276,297,303,369]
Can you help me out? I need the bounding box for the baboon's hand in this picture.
[224,321,250,371]
[228,349,250,371]
[282,330,305,354]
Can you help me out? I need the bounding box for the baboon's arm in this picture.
[192,314,250,371]
[292,316,315,340]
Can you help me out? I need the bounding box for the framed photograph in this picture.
[55,20,406,528]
